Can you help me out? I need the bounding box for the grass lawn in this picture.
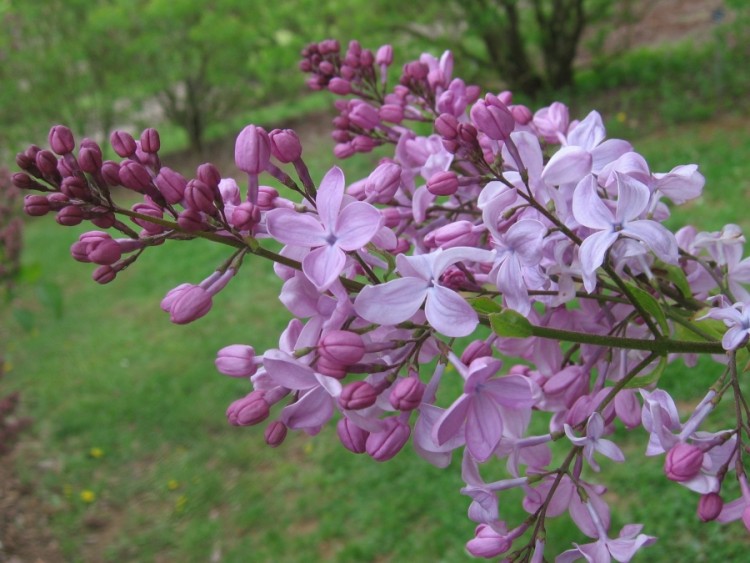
[5,113,750,561]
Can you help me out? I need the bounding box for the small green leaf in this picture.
[489,310,533,338]
[662,264,692,299]
[470,296,502,315]
[628,284,669,334]
[623,354,667,389]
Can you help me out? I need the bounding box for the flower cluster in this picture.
[13,39,750,560]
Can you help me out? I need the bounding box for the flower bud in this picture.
[92,265,117,284]
[226,391,269,426]
[215,344,258,377]
[269,129,303,163]
[88,237,122,266]
[389,375,426,411]
[376,44,393,66]
[184,179,217,215]
[264,421,287,447]
[101,160,121,186]
[155,167,188,204]
[35,150,58,175]
[119,161,153,192]
[431,220,480,249]
[364,162,401,203]
[319,330,365,365]
[110,130,137,157]
[231,202,260,231]
[366,417,410,461]
[48,125,75,154]
[235,125,271,175]
[470,97,514,141]
[339,381,378,410]
[23,195,50,217]
[435,113,459,140]
[162,284,212,324]
[379,104,403,124]
[78,146,103,174]
[461,340,492,365]
[510,104,533,125]
[177,208,207,232]
[427,171,459,196]
[337,418,368,454]
[466,524,512,558]
[348,101,380,130]
[56,205,83,226]
[315,356,347,379]
[256,186,280,211]
[196,163,222,190]
[328,77,352,95]
[664,443,704,482]
[61,177,89,200]
[351,135,376,153]
[697,493,723,522]
[140,128,161,153]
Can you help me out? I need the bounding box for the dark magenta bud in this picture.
[352,135,376,153]
[348,101,380,130]
[197,163,222,190]
[119,161,153,192]
[131,201,165,235]
[319,330,365,365]
[92,265,117,284]
[16,151,35,171]
[12,173,39,190]
[185,179,217,215]
[256,186,280,211]
[139,128,161,153]
[23,195,50,216]
[101,160,121,186]
[510,104,533,125]
[264,421,287,447]
[316,356,347,379]
[435,113,459,140]
[665,443,704,482]
[78,146,103,173]
[427,171,459,196]
[88,237,122,266]
[697,493,723,522]
[177,208,206,232]
[56,205,84,226]
[226,391,269,426]
[470,96,515,141]
[337,417,369,454]
[379,104,404,123]
[91,209,116,229]
[366,417,411,461]
[339,381,378,410]
[110,130,137,157]
[61,177,89,199]
[376,44,393,66]
[48,125,75,154]
[35,150,59,175]
[155,167,187,204]
[359,49,374,67]
[389,374,426,411]
[269,129,303,163]
[231,202,260,231]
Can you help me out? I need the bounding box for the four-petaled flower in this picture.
[266,166,383,291]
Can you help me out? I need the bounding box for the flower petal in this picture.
[354,277,429,326]
[335,201,383,250]
[466,393,503,462]
[541,145,593,187]
[316,166,345,229]
[572,174,614,229]
[614,172,650,224]
[578,230,619,292]
[425,284,479,337]
[302,245,347,291]
[266,209,326,247]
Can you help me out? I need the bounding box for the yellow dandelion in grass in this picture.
[89,447,104,459]
[80,490,96,503]
[167,479,180,491]
[175,494,188,513]
[616,111,627,124]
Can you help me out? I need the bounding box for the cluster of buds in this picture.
[14,39,750,561]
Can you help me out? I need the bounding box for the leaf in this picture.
[470,296,502,315]
[627,284,669,334]
[662,264,692,299]
[623,354,667,389]
[489,310,533,338]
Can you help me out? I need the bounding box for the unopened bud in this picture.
[319,330,365,365]
[48,125,75,154]
[110,130,137,157]
[339,381,378,410]
[366,417,410,461]
[140,128,161,153]
[389,375,426,411]
[697,493,723,522]
[269,129,303,163]
[337,417,368,453]
[664,443,704,482]
[427,171,459,196]
[215,344,258,377]
[264,421,287,447]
